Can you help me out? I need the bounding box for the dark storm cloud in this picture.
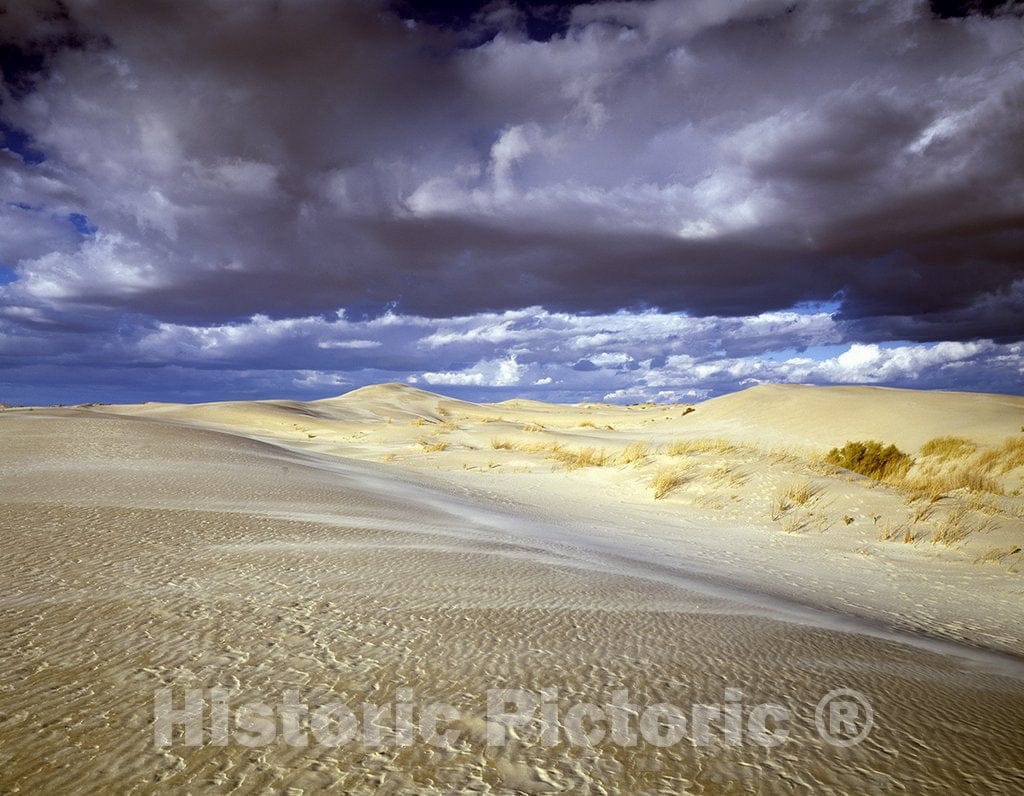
[1,0,1022,331]
[1,0,1023,403]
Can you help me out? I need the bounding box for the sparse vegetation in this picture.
[667,438,736,456]
[419,439,449,452]
[550,446,612,470]
[708,463,745,487]
[770,493,791,521]
[785,480,816,506]
[780,514,805,533]
[904,462,1002,496]
[877,521,901,541]
[931,505,975,547]
[911,497,940,524]
[966,492,1002,515]
[976,437,1024,474]
[618,442,650,465]
[920,436,976,460]
[826,440,913,483]
[903,526,926,544]
[974,546,1022,567]
[652,466,691,499]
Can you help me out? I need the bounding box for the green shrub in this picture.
[826,440,913,482]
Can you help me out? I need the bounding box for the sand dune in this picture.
[2,385,1024,792]
[690,383,1024,450]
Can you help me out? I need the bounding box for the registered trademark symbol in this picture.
[815,688,873,747]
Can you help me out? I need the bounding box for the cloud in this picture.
[1,301,1020,403]
[1,0,1022,402]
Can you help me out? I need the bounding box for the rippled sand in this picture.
[2,411,1023,793]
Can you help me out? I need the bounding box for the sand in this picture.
[2,384,1023,793]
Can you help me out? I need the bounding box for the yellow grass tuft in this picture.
[974,546,1022,566]
[550,446,612,470]
[652,466,692,499]
[784,480,817,506]
[976,437,1024,474]
[877,521,901,541]
[419,439,449,452]
[920,436,977,460]
[618,442,650,466]
[667,438,736,456]
[769,493,791,521]
[931,505,976,547]
[904,462,1003,497]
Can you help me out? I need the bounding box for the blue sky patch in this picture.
[0,121,45,165]
[68,213,98,236]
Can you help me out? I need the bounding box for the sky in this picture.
[1,0,1022,405]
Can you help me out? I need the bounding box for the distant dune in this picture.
[688,383,1024,450]
[120,380,1024,454]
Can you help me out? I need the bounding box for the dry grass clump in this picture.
[522,422,545,432]
[976,437,1024,475]
[667,438,736,456]
[652,466,692,499]
[966,492,1002,515]
[904,462,1003,497]
[785,480,817,506]
[490,438,565,456]
[550,446,612,470]
[974,546,1022,567]
[903,526,927,544]
[709,463,746,487]
[920,436,977,460]
[577,420,598,429]
[618,442,650,465]
[877,521,901,541]
[769,493,791,521]
[911,496,940,524]
[931,505,978,547]
[826,440,913,483]
[419,439,449,452]
[877,522,926,544]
